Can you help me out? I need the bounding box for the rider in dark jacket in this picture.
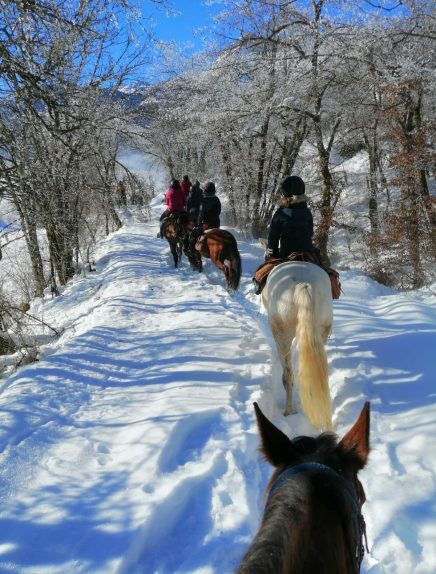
[180,175,192,198]
[197,181,221,228]
[186,180,204,218]
[266,175,315,259]
[188,181,221,258]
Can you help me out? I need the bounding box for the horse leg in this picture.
[182,234,189,256]
[322,323,332,343]
[170,241,178,267]
[217,260,230,286]
[211,252,230,286]
[270,318,296,416]
[223,262,231,287]
[189,251,202,272]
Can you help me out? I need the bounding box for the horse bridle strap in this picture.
[268,462,367,570]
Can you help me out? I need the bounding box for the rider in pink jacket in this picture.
[161,179,186,219]
[158,179,187,237]
[165,180,186,212]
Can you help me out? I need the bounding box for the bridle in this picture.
[267,462,368,571]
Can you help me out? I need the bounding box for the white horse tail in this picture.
[294,283,333,431]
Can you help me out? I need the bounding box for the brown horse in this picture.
[161,214,189,268]
[236,402,370,574]
[190,228,242,290]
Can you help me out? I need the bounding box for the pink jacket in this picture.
[165,185,186,212]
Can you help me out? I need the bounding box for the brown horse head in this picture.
[237,402,370,574]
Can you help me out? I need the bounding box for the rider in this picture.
[188,181,221,256]
[266,175,317,261]
[180,175,192,199]
[158,179,186,237]
[253,175,341,297]
[198,181,221,229]
[186,180,203,219]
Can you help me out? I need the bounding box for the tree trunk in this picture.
[219,140,237,226]
[251,117,271,237]
[313,121,335,262]
[14,198,46,297]
[363,131,380,243]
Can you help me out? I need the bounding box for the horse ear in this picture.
[339,402,370,467]
[254,402,293,467]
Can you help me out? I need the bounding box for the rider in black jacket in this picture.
[254,175,339,296]
[267,175,315,259]
[186,180,204,218]
[197,181,221,228]
[188,181,221,259]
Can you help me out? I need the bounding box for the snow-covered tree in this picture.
[0,0,161,296]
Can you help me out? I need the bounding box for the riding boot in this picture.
[252,278,262,295]
[188,237,195,258]
[253,276,267,295]
[157,221,166,238]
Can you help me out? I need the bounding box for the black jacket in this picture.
[198,192,221,228]
[186,184,203,215]
[268,203,314,258]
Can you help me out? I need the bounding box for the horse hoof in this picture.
[283,408,297,417]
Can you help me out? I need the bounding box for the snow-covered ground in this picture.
[0,200,435,574]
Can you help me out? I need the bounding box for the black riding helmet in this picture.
[280,175,305,198]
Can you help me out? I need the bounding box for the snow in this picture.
[0,201,435,574]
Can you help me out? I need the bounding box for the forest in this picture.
[0,3,435,572]
[0,0,434,355]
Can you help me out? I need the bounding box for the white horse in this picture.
[262,261,333,431]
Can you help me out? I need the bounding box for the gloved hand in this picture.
[264,248,274,262]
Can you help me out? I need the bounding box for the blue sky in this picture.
[144,0,223,51]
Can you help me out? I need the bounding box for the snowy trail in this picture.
[0,206,435,574]
[0,211,271,574]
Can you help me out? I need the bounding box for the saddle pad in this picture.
[254,254,341,299]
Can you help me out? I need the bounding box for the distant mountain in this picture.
[112,82,151,110]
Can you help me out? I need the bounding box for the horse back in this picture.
[265,261,331,297]
[197,228,239,256]
[263,262,332,323]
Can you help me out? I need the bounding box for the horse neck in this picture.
[237,478,358,574]
[236,502,307,574]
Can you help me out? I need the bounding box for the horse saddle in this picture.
[167,212,186,223]
[253,251,342,299]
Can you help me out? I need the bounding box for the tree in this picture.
[0,0,161,296]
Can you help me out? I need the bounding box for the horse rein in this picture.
[267,462,368,571]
